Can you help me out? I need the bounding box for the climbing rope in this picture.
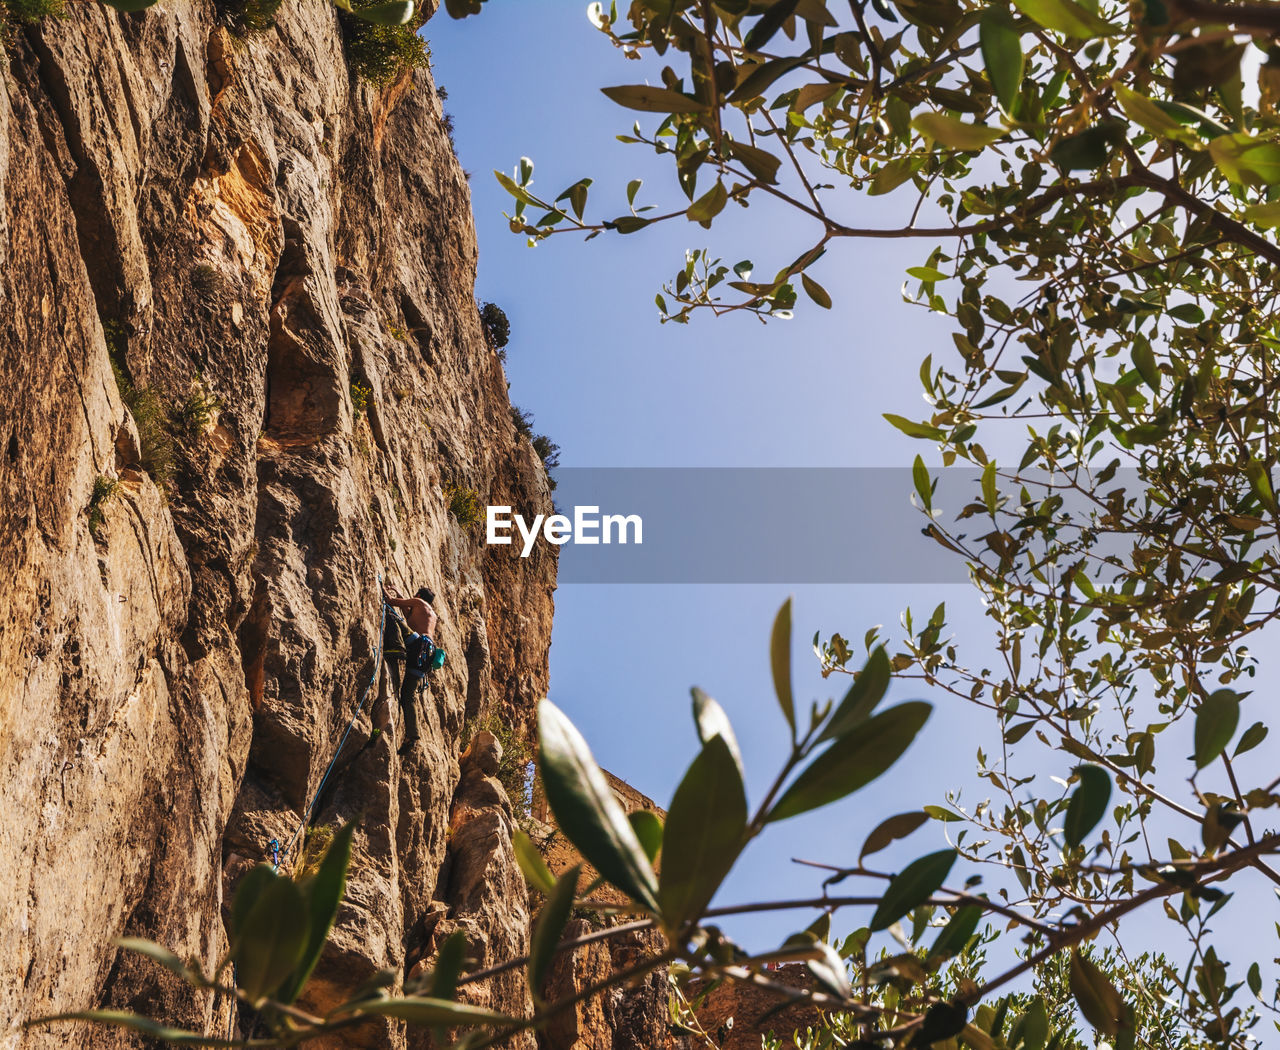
[278,573,387,868]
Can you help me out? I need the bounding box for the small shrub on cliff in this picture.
[510,405,534,440]
[172,374,222,444]
[0,0,63,30]
[444,481,482,527]
[479,301,510,352]
[87,475,119,538]
[222,0,283,34]
[350,378,372,420]
[105,322,175,487]
[340,1,430,87]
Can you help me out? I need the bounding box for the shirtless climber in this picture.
[382,581,439,755]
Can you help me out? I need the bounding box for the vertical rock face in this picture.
[0,3,558,1046]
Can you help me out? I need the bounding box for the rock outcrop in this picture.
[0,2,558,1046]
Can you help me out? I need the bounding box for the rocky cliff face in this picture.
[0,2,560,1045]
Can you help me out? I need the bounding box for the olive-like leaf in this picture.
[430,929,468,1001]
[1012,0,1116,37]
[769,598,797,737]
[928,904,982,961]
[601,85,708,114]
[743,0,802,51]
[918,1002,969,1044]
[913,112,1005,151]
[1234,720,1268,756]
[1063,764,1111,850]
[114,938,200,986]
[1194,689,1241,768]
[513,829,557,896]
[869,849,956,931]
[805,939,852,999]
[537,700,659,910]
[692,687,745,780]
[1068,949,1128,1035]
[801,273,832,309]
[24,1011,242,1045]
[979,9,1024,112]
[860,810,929,861]
[629,811,664,864]
[768,702,932,822]
[232,872,310,1003]
[822,647,891,742]
[354,997,519,1025]
[529,866,579,1001]
[659,736,748,929]
[277,820,356,1004]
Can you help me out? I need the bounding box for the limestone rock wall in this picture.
[0,2,558,1045]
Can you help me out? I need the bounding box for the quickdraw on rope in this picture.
[279,573,387,867]
[268,839,281,872]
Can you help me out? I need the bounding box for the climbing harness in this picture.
[277,573,388,869]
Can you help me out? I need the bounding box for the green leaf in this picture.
[355,997,520,1026]
[1243,201,1280,229]
[352,0,414,24]
[1234,720,1268,756]
[1114,86,1201,147]
[691,687,745,780]
[913,455,932,512]
[232,872,310,1003]
[805,940,852,999]
[513,830,557,896]
[726,140,783,184]
[801,273,832,309]
[231,863,278,939]
[869,156,917,196]
[688,181,728,224]
[537,700,660,910]
[912,112,1005,151]
[601,85,708,114]
[24,1011,243,1046]
[859,810,929,861]
[744,0,802,51]
[729,56,809,102]
[770,598,797,738]
[917,1002,969,1044]
[906,265,948,282]
[1193,689,1241,768]
[1049,121,1125,171]
[430,929,467,1001]
[1063,764,1111,849]
[928,904,982,960]
[114,938,200,986]
[980,9,1024,112]
[768,701,932,822]
[1011,0,1116,37]
[869,849,957,931]
[822,647,891,742]
[659,736,749,929]
[529,866,579,1001]
[629,810,664,864]
[1209,133,1280,187]
[494,170,541,209]
[1021,997,1050,1050]
[1068,949,1128,1035]
[277,820,356,1004]
[884,413,945,440]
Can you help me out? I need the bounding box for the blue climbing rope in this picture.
[279,573,387,866]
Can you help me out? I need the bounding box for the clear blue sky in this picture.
[427,4,1024,952]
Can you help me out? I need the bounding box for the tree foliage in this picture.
[30,0,1280,1047]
